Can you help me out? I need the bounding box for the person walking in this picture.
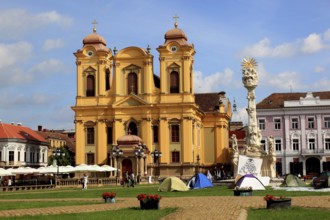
[82,174,88,190]
[130,172,135,187]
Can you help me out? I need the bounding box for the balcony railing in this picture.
[301,149,325,154]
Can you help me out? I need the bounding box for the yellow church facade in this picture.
[71,20,232,178]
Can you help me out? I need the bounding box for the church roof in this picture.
[81,22,108,52]
[163,21,189,46]
[256,91,330,109]
[195,93,221,113]
[117,134,143,145]
[0,122,47,143]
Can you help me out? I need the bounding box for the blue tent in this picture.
[188,173,213,189]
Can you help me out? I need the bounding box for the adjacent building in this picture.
[256,91,330,176]
[0,122,48,168]
[71,21,232,178]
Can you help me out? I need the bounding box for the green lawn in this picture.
[248,207,330,220]
[0,184,329,220]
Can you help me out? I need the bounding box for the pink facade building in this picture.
[256,91,330,176]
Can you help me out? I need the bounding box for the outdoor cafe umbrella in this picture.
[0,168,14,176]
[7,167,37,174]
[100,165,118,172]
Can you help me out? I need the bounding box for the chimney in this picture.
[38,125,43,131]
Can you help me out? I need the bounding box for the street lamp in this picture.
[112,146,123,183]
[134,144,145,183]
[151,149,162,179]
[196,154,200,174]
[52,149,66,176]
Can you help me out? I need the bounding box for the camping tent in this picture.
[158,176,189,192]
[234,174,266,190]
[187,173,213,189]
[280,174,306,187]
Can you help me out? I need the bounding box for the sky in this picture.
[1,0,330,130]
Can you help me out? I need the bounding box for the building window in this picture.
[86,153,95,165]
[127,72,138,94]
[0,151,2,161]
[171,151,180,163]
[30,152,34,163]
[308,138,315,150]
[107,127,113,145]
[258,119,265,130]
[274,118,281,130]
[292,139,299,151]
[261,139,266,151]
[324,117,330,128]
[153,125,159,143]
[171,124,180,142]
[18,152,20,161]
[291,118,298,129]
[307,117,315,129]
[170,71,179,93]
[87,127,95,145]
[86,75,95,97]
[24,152,26,162]
[105,69,110,90]
[275,139,282,151]
[42,153,45,163]
[9,151,14,162]
[325,138,330,150]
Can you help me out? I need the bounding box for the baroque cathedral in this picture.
[72,19,232,178]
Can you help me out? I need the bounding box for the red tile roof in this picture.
[195,93,220,112]
[0,123,47,143]
[35,130,75,152]
[256,91,330,109]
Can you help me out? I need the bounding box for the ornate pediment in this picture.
[114,94,149,107]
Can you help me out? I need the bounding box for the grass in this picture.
[1,185,329,200]
[248,207,330,220]
[0,200,103,211]
[0,184,329,219]
[0,208,177,220]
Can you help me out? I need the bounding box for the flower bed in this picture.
[102,192,116,203]
[233,186,253,196]
[264,194,291,209]
[137,194,161,209]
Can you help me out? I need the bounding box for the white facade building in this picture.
[256,92,330,176]
[0,122,48,168]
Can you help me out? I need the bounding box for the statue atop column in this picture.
[241,57,265,157]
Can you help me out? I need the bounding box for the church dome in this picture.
[117,134,143,145]
[164,21,188,45]
[81,23,108,52]
[83,30,107,46]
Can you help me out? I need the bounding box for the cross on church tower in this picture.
[92,19,98,32]
[173,14,179,28]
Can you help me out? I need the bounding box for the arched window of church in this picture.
[128,122,138,135]
[170,71,179,93]
[127,72,138,94]
[105,69,110,91]
[86,75,95,96]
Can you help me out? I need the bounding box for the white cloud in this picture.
[241,29,330,58]
[0,9,73,39]
[0,92,51,107]
[194,68,236,93]
[0,41,33,68]
[241,38,296,58]
[314,66,325,73]
[43,39,65,51]
[30,59,66,76]
[301,33,324,53]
